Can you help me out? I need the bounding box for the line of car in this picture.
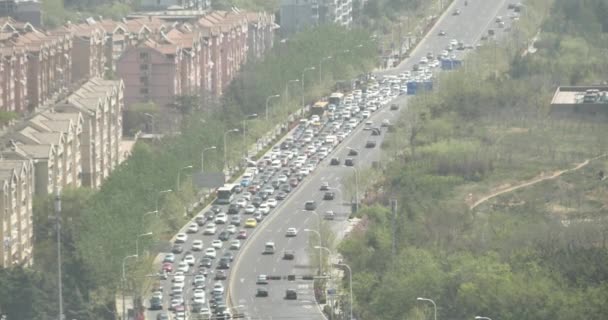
[148,78,403,320]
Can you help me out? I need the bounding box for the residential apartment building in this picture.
[63,20,107,83]
[0,156,34,268]
[0,45,28,113]
[54,77,123,189]
[0,0,42,27]
[279,0,352,36]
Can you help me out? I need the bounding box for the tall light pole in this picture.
[301,67,316,107]
[304,229,321,273]
[155,189,173,212]
[136,232,153,257]
[265,94,280,121]
[344,160,360,212]
[336,262,353,320]
[54,191,64,320]
[122,254,138,320]
[242,113,258,158]
[141,210,158,226]
[201,146,216,173]
[285,79,300,105]
[223,128,240,173]
[319,56,333,83]
[177,165,193,191]
[475,317,492,320]
[314,245,332,276]
[417,297,437,320]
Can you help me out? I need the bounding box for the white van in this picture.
[264,242,275,254]
[324,135,337,146]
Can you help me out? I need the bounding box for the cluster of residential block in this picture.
[0,8,276,268]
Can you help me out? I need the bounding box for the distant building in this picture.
[138,0,210,11]
[0,0,42,27]
[279,0,351,36]
[550,86,608,119]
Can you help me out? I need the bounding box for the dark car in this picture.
[204,211,215,221]
[276,191,287,200]
[253,212,264,222]
[252,196,263,207]
[304,201,317,211]
[348,149,359,156]
[323,192,335,200]
[211,205,222,214]
[371,128,381,136]
[228,204,240,215]
[283,250,295,260]
[258,191,270,200]
[285,289,298,300]
[195,215,206,226]
[218,231,231,241]
[200,257,212,268]
[156,313,169,320]
[215,270,227,280]
[256,287,269,297]
[218,257,231,269]
[150,297,163,310]
[345,158,355,166]
[365,141,376,148]
[280,184,292,193]
[234,185,243,194]
[171,244,184,254]
[223,251,234,262]
[230,215,242,226]
[330,157,340,165]
[438,30,446,36]
[271,179,281,188]
[390,104,399,110]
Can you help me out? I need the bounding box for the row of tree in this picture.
[338,0,608,319]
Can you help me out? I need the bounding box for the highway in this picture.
[145,0,522,319]
[228,1,520,320]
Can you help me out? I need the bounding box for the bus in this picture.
[328,92,344,106]
[216,183,239,204]
[311,101,328,117]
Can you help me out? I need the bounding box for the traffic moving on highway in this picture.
[147,1,522,319]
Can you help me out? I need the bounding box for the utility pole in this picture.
[391,199,398,257]
[54,191,64,320]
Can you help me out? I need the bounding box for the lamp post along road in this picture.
[201,146,216,173]
[301,67,316,107]
[304,229,321,273]
[136,232,153,257]
[319,56,333,83]
[315,246,332,276]
[122,254,138,320]
[155,189,173,213]
[285,79,300,102]
[242,114,258,158]
[265,94,280,121]
[336,263,353,320]
[54,191,64,320]
[177,165,193,191]
[223,128,239,173]
[417,297,437,320]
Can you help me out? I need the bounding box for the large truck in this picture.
[311,101,329,117]
[441,58,463,70]
[407,81,434,95]
[328,92,344,106]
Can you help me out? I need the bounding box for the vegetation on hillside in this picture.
[338,0,608,319]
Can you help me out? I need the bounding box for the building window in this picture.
[140,64,149,71]
[140,76,149,84]
[140,88,149,95]
[139,52,150,60]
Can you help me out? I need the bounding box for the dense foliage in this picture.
[339,0,608,319]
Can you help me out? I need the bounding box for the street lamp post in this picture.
[122,254,138,320]
[223,128,240,173]
[265,94,281,121]
[301,67,316,107]
[344,161,360,212]
[336,263,353,320]
[177,165,193,191]
[242,114,258,158]
[475,317,492,320]
[314,245,332,276]
[201,146,217,173]
[285,79,300,102]
[136,232,153,257]
[155,189,173,212]
[417,297,437,320]
[141,210,158,226]
[54,191,64,320]
[319,56,333,83]
[304,229,321,273]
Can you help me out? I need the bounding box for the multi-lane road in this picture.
[146,0,522,319]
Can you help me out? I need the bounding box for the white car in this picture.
[241,192,252,201]
[163,253,176,263]
[192,240,204,251]
[215,213,228,224]
[193,275,206,287]
[204,223,217,235]
[187,223,198,233]
[211,240,223,249]
[204,247,217,259]
[277,175,288,183]
[184,253,196,266]
[286,227,298,237]
[171,286,184,296]
[226,225,237,234]
[177,261,189,273]
[266,198,278,208]
[230,240,241,250]
[450,38,458,46]
[244,205,256,214]
[173,271,186,283]
[193,296,206,305]
[361,111,371,118]
[236,198,247,208]
[212,282,225,295]
[258,203,270,214]
[175,233,188,243]
[193,288,206,299]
